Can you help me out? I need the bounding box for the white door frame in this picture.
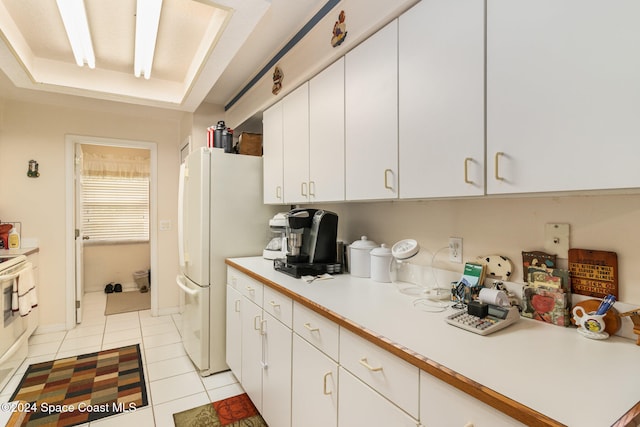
[65,135,159,330]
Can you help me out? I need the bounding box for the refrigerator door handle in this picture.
[178,163,186,269]
[176,275,199,296]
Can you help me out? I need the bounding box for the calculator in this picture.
[445,304,520,335]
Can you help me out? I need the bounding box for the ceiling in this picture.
[0,0,325,112]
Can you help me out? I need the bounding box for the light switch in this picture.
[159,220,172,231]
[544,223,569,259]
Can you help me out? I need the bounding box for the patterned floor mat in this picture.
[8,344,148,427]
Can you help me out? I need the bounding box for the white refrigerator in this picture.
[177,147,277,376]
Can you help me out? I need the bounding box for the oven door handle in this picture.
[0,270,24,281]
[0,262,31,281]
[176,275,199,296]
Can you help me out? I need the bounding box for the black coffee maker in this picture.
[274,208,340,278]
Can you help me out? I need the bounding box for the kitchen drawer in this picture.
[263,286,293,328]
[293,302,339,362]
[227,267,242,290]
[340,328,419,419]
[420,371,525,427]
[338,367,418,427]
[227,267,263,306]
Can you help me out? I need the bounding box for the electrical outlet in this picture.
[449,237,463,263]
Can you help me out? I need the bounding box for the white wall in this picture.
[83,244,150,293]
[319,193,640,305]
[0,96,185,328]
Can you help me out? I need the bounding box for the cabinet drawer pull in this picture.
[269,300,280,309]
[304,322,319,332]
[384,169,393,190]
[464,157,473,184]
[234,300,240,313]
[323,371,333,395]
[301,182,307,197]
[359,357,383,372]
[246,285,255,294]
[494,152,505,181]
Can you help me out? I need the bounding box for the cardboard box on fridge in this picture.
[238,132,262,156]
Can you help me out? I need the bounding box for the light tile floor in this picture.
[0,291,244,427]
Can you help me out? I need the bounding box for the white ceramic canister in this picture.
[370,244,392,283]
[349,236,378,278]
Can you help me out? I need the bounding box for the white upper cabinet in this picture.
[309,58,345,203]
[345,20,399,201]
[487,0,640,194]
[282,82,311,204]
[399,0,485,198]
[262,101,284,204]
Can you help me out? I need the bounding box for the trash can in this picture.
[133,270,150,293]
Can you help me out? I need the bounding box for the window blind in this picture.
[81,176,149,242]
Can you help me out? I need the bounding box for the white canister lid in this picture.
[351,236,378,250]
[370,243,392,257]
[391,239,419,260]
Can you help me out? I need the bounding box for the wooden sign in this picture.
[568,249,618,299]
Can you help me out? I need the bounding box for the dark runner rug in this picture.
[173,393,268,427]
[9,344,148,427]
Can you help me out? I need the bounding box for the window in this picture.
[81,176,149,243]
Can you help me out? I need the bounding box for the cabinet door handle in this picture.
[254,315,262,331]
[304,322,319,332]
[494,152,505,181]
[464,157,473,184]
[384,169,394,190]
[276,186,282,200]
[261,322,268,368]
[301,182,307,197]
[323,371,333,395]
[269,300,280,309]
[234,300,240,313]
[359,357,383,372]
[309,181,316,197]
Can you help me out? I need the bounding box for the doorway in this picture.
[65,136,158,329]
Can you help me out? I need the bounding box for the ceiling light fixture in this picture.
[134,0,163,80]
[56,0,95,69]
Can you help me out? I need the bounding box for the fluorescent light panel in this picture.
[135,0,163,79]
[56,0,95,69]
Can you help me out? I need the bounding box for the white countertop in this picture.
[0,247,38,257]
[228,256,640,427]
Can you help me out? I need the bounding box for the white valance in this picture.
[82,152,150,178]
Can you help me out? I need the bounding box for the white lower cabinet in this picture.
[292,334,338,427]
[226,267,292,427]
[339,368,418,427]
[228,267,525,427]
[420,371,525,427]
[261,311,292,427]
[225,285,242,380]
[240,297,263,412]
